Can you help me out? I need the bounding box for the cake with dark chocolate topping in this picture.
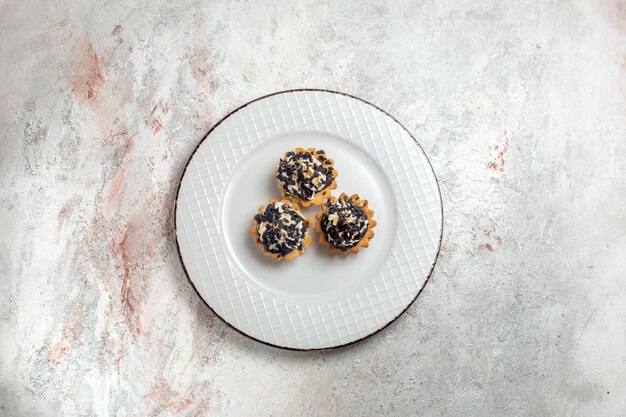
[276,147,338,207]
[251,199,313,261]
[315,193,376,254]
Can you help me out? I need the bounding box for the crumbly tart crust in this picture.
[276,147,338,207]
[315,193,376,255]
[251,199,313,261]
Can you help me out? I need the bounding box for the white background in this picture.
[0,0,625,416]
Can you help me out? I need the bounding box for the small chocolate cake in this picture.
[316,193,376,254]
[276,148,337,206]
[252,201,311,260]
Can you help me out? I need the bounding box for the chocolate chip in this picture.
[320,195,369,249]
[255,203,307,256]
[276,150,334,200]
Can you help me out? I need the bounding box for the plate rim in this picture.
[174,88,444,351]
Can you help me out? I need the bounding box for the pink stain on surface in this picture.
[116,233,143,335]
[47,310,83,367]
[114,341,126,380]
[92,178,164,347]
[143,383,166,404]
[103,190,167,339]
[98,318,120,385]
[488,130,510,182]
[485,226,503,245]
[68,37,105,105]
[479,226,503,251]
[140,73,168,137]
[168,394,198,413]
[57,196,82,241]
[488,133,509,172]
[480,243,494,251]
[189,46,216,100]
[151,117,163,135]
[66,33,138,144]
[106,127,129,143]
[143,378,202,414]
[105,138,135,206]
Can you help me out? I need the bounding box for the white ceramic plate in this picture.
[175,90,442,350]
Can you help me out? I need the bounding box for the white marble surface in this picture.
[1,1,625,416]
